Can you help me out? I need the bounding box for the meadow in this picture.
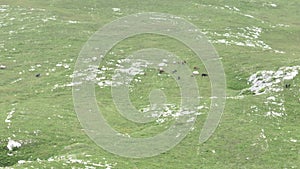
[0,0,299,168]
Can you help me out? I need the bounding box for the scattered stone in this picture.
[247,66,300,95]
[265,111,285,117]
[68,20,78,24]
[290,139,297,143]
[141,103,202,124]
[263,3,277,8]
[18,160,27,164]
[162,59,168,63]
[158,62,167,67]
[112,8,120,12]
[267,96,276,101]
[7,139,21,151]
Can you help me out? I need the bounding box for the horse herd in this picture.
[158,62,209,78]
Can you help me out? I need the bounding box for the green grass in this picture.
[0,0,299,168]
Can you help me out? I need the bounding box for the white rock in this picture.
[158,63,167,67]
[235,42,245,46]
[290,139,297,143]
[18,160,26,164]
[265,111,284,117]
[267,96,275,101]
[247,65,300,95]
[162,59,168,63]
[112,8,120,12]
[68,20,78,24]
[217,39,227,44]
[7,139,21,151]
[244,14,254,18]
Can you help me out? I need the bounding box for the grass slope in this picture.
[0,0,299,168]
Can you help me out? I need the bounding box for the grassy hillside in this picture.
[0,0,299,168]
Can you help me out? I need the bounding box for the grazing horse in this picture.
[0,65,6,69]
[201,73,208,77]
[35,73,41,77]
[159,67,164,74]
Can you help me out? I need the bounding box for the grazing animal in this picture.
[159,67,164,74]
[177,76,180,80]
[285,84,291,88]
[201,73,208,77]
[182,60,187,64]
[0,65,6,69]
[172,70,177,73]
[192,71,200,75]
[35,73,41,77]
[193,66,199,70]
